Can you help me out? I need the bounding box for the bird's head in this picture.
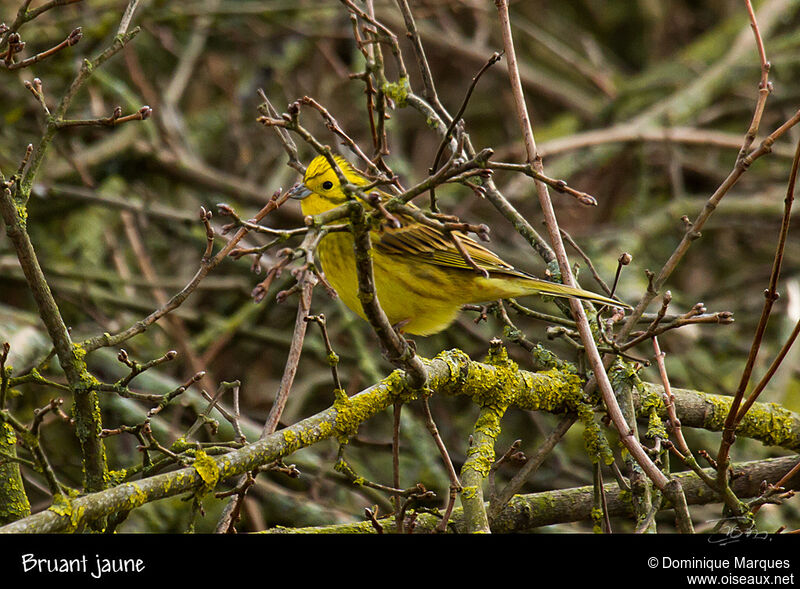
[288,154,368,216]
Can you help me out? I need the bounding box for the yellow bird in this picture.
[288,154,630,336]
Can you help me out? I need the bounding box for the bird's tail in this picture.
[521,276,632,310]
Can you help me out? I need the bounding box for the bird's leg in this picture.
[390,318,416,354]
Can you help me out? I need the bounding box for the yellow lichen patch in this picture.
[463,405,507,478]
[461,485,479,500]
[737,401,799,449]
[639,384,668,441]
[48,494,82,532]
[170,437,192,454]
[382,75,410,107]
[511,367,585,417]
[332,378,397,443]
[696,391,731,431]
[591,506,604,534]
[192,450,220,493]
[126,482,149,509]
[281,428,300,453]
[334,458,366,486]
[0,422,31,524]
[583,418,614,465]
[298,420,335,446]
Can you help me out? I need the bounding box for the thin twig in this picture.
[719,135,800,462]
[349,202,427,388]
[617,108,800,345]
[420,397,461,533]
[494,0,669,492]
[393,0,447,118]
[489,160,598,206]
[117,0,141,36]
[488,414,576,523]
[80,189,290,354]
[429,50,503,210]
[737,0,772,161]
[652,336,691,456]
[261,271,317,437]
[3,27,82,70]
[305,314,343,393]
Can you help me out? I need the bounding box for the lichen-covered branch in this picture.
[460,404,506,533]
[262,456,800,534]
[0,349,584,533]
[0,186,108,492]
[636,382,800,452]
[4,347,799,534]
[0,422,30,525]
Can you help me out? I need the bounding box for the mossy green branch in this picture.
[0,422,31,525]
[460,405,506,533]
[0,189,108,493]
[459,343,517,532]
[637,382,800,451]
[0,350,581,533]
[263,456,800,533]
[0,25,143,497]
[5,351,800,533]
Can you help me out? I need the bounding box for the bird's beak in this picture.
[288,182,311,200]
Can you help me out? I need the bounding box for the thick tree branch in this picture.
[3,350,799,533]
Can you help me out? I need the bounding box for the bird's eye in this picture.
[322,181,333,190]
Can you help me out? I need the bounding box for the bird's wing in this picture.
[373,216,521,276]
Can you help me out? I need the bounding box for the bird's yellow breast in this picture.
[316,231,463,335]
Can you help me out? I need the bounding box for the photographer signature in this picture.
[706,517,770,545]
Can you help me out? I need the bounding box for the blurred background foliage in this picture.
[2,0,800,532]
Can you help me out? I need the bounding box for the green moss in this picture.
[0,422,31,524]
[382,75,410,107]
[639,382,668,441]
